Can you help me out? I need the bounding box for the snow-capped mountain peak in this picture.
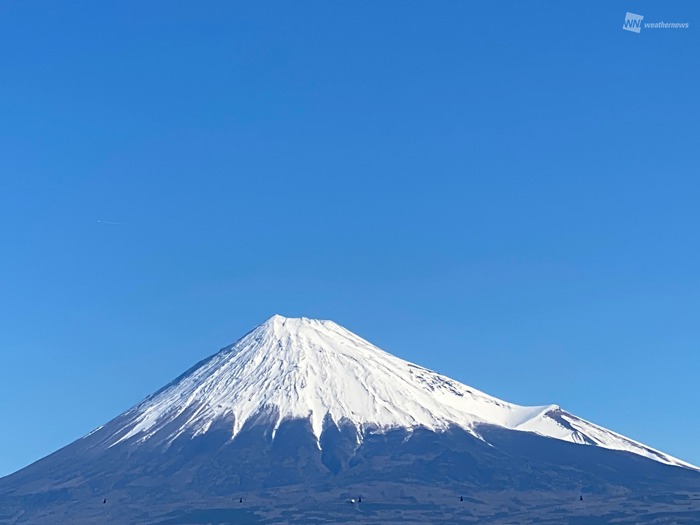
[106,315,696,470]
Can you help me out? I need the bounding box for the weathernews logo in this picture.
[622,11,690,33]
[623,12,643,33]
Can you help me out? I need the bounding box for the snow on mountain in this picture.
[105,315,696,470]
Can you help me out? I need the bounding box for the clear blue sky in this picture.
[1,1,698,477]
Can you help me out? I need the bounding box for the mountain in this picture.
[1,315,698,524]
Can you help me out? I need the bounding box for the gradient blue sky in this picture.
[1,1,699,476]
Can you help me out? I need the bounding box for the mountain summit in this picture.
[107,315,692,469]
[2,315,698,525]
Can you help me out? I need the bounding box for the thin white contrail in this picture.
[97,220,124,225]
